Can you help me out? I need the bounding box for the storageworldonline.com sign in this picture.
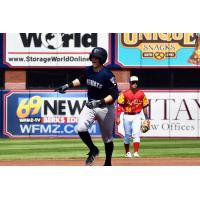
[3,91,101,137]
[3,33,111,68]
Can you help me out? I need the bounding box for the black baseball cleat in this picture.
[85,147,99,166]
[104,161,112,166]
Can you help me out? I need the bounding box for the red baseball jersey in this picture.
[117,89,149,113]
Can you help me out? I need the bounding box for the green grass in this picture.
[0,138,200,160]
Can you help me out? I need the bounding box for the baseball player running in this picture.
[55,47,119,166]
[116,76,150,158]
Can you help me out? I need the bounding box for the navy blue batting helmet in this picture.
[89,47,108,64]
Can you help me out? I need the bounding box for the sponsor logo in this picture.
[20,33,98,49]
[121,33,197,60]
[16,96,86,119]
[109,77,117,86]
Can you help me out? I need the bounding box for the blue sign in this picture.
[3,90,101,138]
[0,90,2,137]
[116,33,199,68]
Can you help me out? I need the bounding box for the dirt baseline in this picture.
[1,157,200,166]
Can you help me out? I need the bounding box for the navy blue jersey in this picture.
[78,66,119,101]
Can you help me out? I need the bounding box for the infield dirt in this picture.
[1,157,200,166]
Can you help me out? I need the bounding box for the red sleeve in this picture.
[116,104,124,116]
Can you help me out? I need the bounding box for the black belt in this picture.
[124,112,140,115]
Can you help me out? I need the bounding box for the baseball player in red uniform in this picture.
[116,76,150,158]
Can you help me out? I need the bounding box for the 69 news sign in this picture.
[3,91,101,138]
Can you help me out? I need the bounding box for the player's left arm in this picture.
[143,106,149,120]
[142,94,150,119]
[85,75,118,109]
[142,105,150,133]
[142,94,150,130]
[89,87,118,109]
[103,76,119,104]
[95,74,119,105]
[103,92,118,104]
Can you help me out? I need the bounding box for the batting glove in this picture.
[55,84,69,93]
[86,99,106,109]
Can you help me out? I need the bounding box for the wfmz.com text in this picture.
[19,124,97,134]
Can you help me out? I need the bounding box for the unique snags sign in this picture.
[116,33,200,67]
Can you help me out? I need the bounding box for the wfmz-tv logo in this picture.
[16,96,86,123]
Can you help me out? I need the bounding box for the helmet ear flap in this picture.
[99,57,104,64]
[89,54,92,61]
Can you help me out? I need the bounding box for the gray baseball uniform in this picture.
[76,104,115,143]
[76,65,118,142]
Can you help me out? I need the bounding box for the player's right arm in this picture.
[116,92,125,125]
[117,92,125,106]
[72,78,81,87]
[55,70,86,93]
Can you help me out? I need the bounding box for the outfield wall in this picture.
[0,90,2,137]
[0,89,200,138]
[0,33,200,138]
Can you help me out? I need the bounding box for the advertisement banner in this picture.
[0,90,2,137]
[3,90,101,138]
[117,90,200,137]
[3,33,111,68]
[116,33,200,68]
